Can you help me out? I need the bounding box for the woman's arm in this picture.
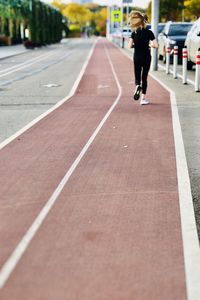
[149,39,158,48]
[128,38,134,48]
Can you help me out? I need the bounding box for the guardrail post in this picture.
[173,46,178,79]
[166,44,170,74]
[182,47,187,84]
[195,50,200,92]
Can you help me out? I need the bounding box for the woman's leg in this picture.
[133,57,143,100]
[141,56,151,96]
[134,57,142,86]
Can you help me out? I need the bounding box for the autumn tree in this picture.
[146,0,185,22]
[62,3,93,31]
[184,0,200,20]
[92,7,107,35]
[51,0,66,13]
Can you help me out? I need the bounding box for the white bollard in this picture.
[165,44,170,74]
[173,46,178,79]
[195,50,200,92]
[182,47,187,84]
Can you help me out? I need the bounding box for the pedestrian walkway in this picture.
[0,38,199,300]
[0,44,28,60]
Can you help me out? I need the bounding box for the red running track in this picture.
[0,39,187,299]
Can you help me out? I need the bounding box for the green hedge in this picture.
[0,0,64,46]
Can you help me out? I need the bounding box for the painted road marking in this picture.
[150,73,200,300]
[0,52,72,87]
[0,53,50,74]
[122,47,200,299]
[158,63,195,86]
[0,51,58,78]
[0,43,93,151]
[0,40,122,289]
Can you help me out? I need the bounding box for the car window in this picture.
[191,24,197,32]
[158,24,165,33]
[123,29,131,34]
[168,24,192,36]
[164,24,169,35]
[195,28,200,36]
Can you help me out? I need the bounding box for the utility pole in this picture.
[151,0,159,71]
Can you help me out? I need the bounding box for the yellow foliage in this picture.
[63,3,93,27]
[50,1,107,35]
[184,0,200,19]
[51,0,66,11]
[95,7,107,29]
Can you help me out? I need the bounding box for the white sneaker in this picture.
[140,99,150,105]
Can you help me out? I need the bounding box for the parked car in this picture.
[185,17,200,69]
[122,26,132,38]
[158,23,166,33]
[147,23,166,34]
[158,21,193,63]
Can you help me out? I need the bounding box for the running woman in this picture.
[128,11,158,105]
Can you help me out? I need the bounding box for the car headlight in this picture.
[169,40,176,45]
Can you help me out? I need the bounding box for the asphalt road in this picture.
[1,37,200,244]
[0,37,192,300]
[156,57,200,242]
[0,38,94,143]
[123,45,200,241]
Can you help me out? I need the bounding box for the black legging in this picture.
[134,55,151,94]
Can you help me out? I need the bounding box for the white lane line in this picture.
[0,43,93,150]
[0,52,53,73]
[0,52,73,87]
[0,52,49,74]
[0,52,58,78]
[0,40,122,289]
[122,46,200,299]
[150,73,200,300]
[158,63,195,86]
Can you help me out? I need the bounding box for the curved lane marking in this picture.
[121,46,200,300]
[0,39,122,289]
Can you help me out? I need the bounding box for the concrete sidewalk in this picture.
[0,44,28,60]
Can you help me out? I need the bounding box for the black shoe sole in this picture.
[133,86,141,100]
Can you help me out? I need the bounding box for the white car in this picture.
[122,27,132,38]
[158,21,193,63]
[185,17,200,69]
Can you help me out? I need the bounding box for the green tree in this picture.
[146,0,185,22]
[51,1,109,36]
[63,3,92,29]
[51,0,66,12]
[184,0,200,20]
[93,7,107,35]
[0,0,63,46]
